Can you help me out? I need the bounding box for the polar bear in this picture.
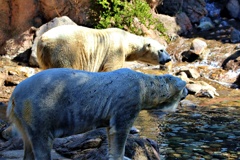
[37,25,171,71]
[7,68,187,160]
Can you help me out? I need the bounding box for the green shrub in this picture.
[90,0,166,36]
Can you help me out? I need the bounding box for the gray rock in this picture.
[186,81,219,98]
[226,0,240,19]
[0,128,160,160]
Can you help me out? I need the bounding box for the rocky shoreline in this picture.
[0,0,240,159]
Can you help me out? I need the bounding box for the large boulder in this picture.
[1,27,36,62]
[0,0,38,55]
[0,0,91,55]
[157,0,207,23]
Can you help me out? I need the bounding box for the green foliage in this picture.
[92,0,166,36]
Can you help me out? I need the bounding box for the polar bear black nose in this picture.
[158,49,171,65]
[159,54,171,65]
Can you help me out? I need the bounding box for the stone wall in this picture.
[0,0,91,55]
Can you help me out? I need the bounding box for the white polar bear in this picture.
[7,68,187,160]
[37,25,171,71]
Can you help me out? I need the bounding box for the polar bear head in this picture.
[137,38,171,65]
[160,74,188,112]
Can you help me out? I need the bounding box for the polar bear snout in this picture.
[158,50,171,65]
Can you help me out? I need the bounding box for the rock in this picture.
[197,17,215,31]
[176,12,193,35]
[0,128,160,160]
[156,0,184,16]
[233,73,240,88]
[222,49,240,71]
[146,0,162,12]
[200,48,211,60]
[186,81,219,98]
[0,69,7,86]
[180,99,197,110]
[181,0,207,23]
[177,72,192,83]
[0,137,23,151]
[206,2,221,18]
[190,38,208,56]
[230,27,240,43]
[157,0,207,23]
[0,0,38,55]
[178,68,200,79]
[181,38,211,62]
[156,14,181,38]
[132,17,167,47]
[0,0,92,56]
[2,27,36,61]
[29,16,77,66]
[40,0,91,24]
[0,150,67,160]
[181,50,200,62]
[129,126,140,134]
[54,128,160,160]
[226,0,240,19]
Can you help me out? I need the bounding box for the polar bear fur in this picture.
[7,68,187,160]
[37,25,171,72]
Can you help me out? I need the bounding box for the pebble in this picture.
[158,106,240,159]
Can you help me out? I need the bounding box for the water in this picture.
[133,68,240,159]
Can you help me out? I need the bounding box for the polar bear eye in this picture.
[159,49,164,53]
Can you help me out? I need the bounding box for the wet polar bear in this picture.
[7,68,187,160]
[37,25,171,71]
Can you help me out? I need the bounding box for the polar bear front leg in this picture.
[107,126,130,160]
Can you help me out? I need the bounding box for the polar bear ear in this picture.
[164,75,186,91]
[176,80,186,91]
[145,43,151,50]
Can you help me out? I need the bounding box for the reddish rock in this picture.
[176,12,193,35]
[146,0,163,11]
[157,0,207,23]
[182,0,207,23]
[0,0,91,55]
[3,27,36,57]
[0,0,38,55]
